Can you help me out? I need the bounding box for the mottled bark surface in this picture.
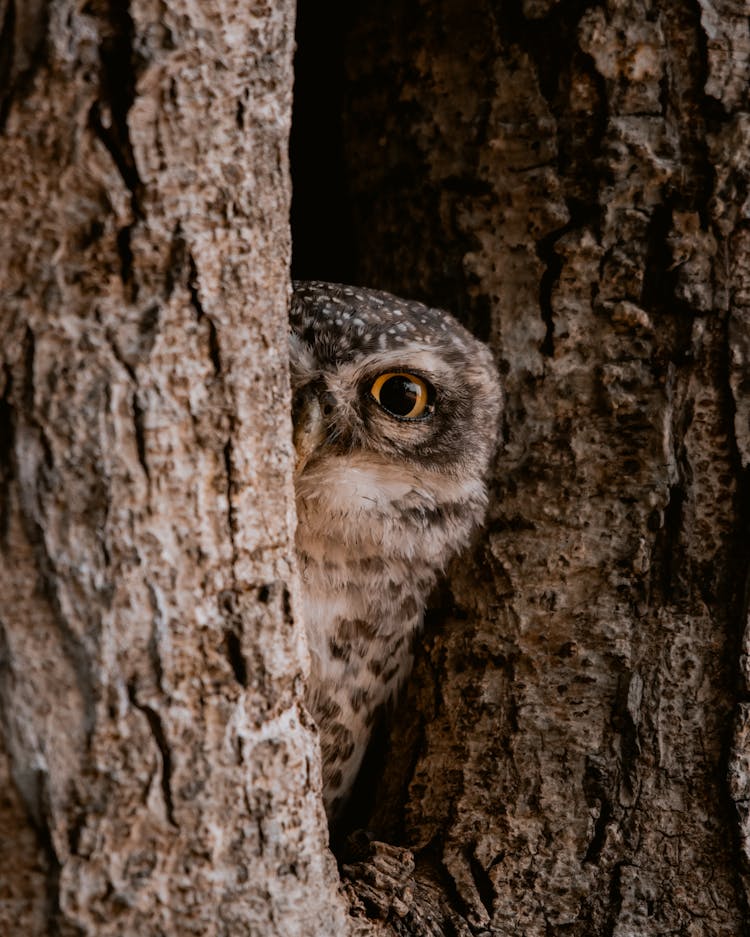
[0,1,347,935]
[294,0,750,933]
[4,0,750,935]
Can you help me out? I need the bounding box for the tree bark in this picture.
[0,2,347,934]
[324,0,750,933]
[4,0,750,936]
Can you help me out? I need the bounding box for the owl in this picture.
[290,281,501,820]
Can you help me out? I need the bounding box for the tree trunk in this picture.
[294,0,750,933]
[0,2,347,934]
[4,0,750,935]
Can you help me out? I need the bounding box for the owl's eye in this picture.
[370,372,433,419]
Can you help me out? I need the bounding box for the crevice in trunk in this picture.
[289,0,358,284]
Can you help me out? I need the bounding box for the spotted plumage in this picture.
[290,281,501,818]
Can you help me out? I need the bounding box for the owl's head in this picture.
[289,281,501,547]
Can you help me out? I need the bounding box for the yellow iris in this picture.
[370,372,430,419]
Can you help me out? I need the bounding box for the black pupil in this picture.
[378,376,421,416]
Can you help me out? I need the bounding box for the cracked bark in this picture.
[301,0,750,933]
[4,0,750,935]
[0,1,347,935]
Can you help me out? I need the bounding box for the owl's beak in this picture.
[293,392,326,476]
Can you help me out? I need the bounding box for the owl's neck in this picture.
[294,455,486,641]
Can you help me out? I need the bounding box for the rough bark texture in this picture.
[0,1,348,935]
[5,0,750,935]
[293,0,750,933]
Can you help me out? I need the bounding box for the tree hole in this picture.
[290,0,358,283]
